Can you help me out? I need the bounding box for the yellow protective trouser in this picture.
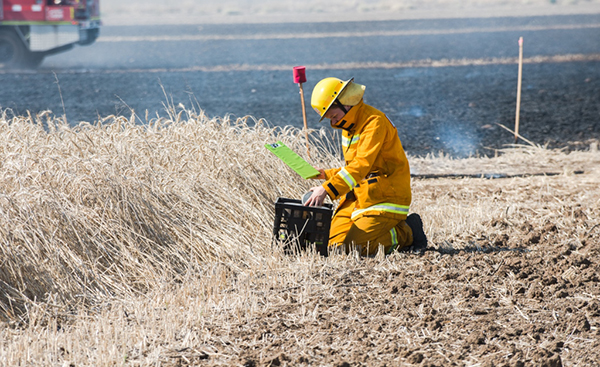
[329,200,413,256]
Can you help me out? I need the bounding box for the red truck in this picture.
[0,0,100,68]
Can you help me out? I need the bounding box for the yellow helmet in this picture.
[311,77,353,121]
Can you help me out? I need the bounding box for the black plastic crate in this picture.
[273,197,333,256]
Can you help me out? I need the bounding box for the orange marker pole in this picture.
[515,37,524,144]
[293,66,311,159]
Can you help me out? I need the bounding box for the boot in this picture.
[404,213,427,253]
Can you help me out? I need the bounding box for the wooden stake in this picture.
[515,37,524,144]
[298,83,311,159]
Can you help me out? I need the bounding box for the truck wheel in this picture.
[22,52,45,69]
[0,30,44,69]
[0,30,27,69]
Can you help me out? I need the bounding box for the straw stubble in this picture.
[1,110,599,366]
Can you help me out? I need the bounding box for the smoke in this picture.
[434,122,478,157]
[402,106,425,118]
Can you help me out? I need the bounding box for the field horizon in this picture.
[100,0,600,25]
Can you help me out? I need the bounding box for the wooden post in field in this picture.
[293,66,311,159]
[515,37,524,144]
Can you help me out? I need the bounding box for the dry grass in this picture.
[0,108,339,320]
[1,109,599,366]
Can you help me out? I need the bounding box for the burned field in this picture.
[0,112,599,366]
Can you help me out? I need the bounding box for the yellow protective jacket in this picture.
[322,100,411,221]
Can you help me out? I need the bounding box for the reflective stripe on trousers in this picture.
[388,227,399,254]
[351,203,410,221]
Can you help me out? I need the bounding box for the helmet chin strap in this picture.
[333,99,348,114]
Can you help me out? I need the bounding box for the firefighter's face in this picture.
[324,106,346,125]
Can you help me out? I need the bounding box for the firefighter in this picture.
[304,77,427,256]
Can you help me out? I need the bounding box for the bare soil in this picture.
[211,237,599,365]
[149,171,600,367]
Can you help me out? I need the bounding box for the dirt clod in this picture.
[467,332,486,345]
[537,354,562,367]
[407,353,424,364]
[526,232,541,245]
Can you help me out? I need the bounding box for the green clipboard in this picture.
[265,141,320,179]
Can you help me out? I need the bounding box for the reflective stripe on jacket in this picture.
[322,100,411,221]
